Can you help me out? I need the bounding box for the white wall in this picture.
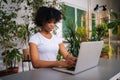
[61,0,88,11]
[61,0,119,13]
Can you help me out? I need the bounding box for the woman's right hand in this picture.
[57,60,75,67]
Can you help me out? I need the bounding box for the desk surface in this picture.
[1,58,120,80]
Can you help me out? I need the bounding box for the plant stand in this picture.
[0,67,19,77]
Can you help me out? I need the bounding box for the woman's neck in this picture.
[40,30,50,34]
[40,31,52,39]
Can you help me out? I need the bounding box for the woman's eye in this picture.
[47,21,51,23]
[47,22,56,24]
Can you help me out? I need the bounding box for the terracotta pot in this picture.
[100,53,109,59]
[0,67,19,77]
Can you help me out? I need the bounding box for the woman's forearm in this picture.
[31,59,71,68]
[31,60,60,68]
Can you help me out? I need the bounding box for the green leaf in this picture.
[108,22,116,28]
[112,27,118,34]
[110,12,118,19]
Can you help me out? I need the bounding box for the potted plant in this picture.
[77,26,88,42]
[89,23,115,58]
[90,23,108,41]
[100,45,114,59]
[63,20,87,57]
[0,48,22,77]
[0,0,24,76]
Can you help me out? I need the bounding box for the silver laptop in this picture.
[53,41,104,74]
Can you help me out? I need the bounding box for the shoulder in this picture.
[29,32,41,45]
[31,32,40,38]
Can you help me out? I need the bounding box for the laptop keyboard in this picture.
[67,67,75,71]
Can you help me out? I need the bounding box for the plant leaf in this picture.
[112,27,118,34]
[108,22,116,28]
[110,12,118,19]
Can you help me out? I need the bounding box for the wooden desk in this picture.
[1,59,120,80]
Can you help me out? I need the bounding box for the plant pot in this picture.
[0,67,19,77]
[100,53,109,59]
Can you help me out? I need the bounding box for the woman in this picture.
[29,6,76,68]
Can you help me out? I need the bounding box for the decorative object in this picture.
[94,4,107,11]
[101,45,114,59]
[62,4,87,57]
[0,0,24,76]
[63,20,87,57]
[90,23,108,41]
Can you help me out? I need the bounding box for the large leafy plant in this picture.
[90,23,108,41]
[1,48,22,68]
[0,0,24,69]
[63,20,87,57]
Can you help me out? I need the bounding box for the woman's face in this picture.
[42,20,56,33]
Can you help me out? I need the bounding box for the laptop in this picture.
[53,41,104,74]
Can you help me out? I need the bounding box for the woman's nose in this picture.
[50,23,55,28]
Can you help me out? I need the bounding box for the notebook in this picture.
[53,41,104,74]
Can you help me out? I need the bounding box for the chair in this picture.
[22,48,31,72]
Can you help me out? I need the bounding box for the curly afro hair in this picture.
[34,6,63,27]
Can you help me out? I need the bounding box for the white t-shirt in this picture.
[29,32,62,61]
